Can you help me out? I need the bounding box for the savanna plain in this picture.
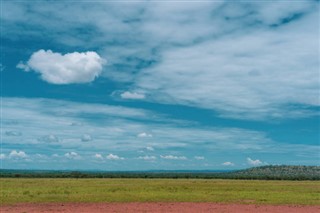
[1,178,319,212]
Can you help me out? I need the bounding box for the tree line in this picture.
[1,165,319,180]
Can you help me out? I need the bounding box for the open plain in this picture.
[1,178,319,212]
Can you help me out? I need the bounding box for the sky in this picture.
[1,0,319,171]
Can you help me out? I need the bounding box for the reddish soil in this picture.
[1,202,319,213]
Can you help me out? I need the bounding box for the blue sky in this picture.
[1,0,319,170]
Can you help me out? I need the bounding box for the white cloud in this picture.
[194,156,204,160]
[160,155,187,160]
[2,2,320,169]
[137,132,153,138]
[138,155,156,161]
[81,134,92,142]
[0,154,6,159]
[121,91,145,100]
[136,15,319,120]
[9,150,28,159]
[8,2,319,119]
[16,61,30,71]
[146,146,154,151]
[247,157,262,166]
[93,153,103,160]
[65,152,80,160]
[2,97,319,167]
[38,134,59,143]
[106,154,124,160]
[109,2,320,120]
[17,50,105,84]
[222,161,235,166]
[255,1,313,25]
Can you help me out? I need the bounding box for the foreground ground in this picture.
[0,178,319,212]
[1,202,320,213]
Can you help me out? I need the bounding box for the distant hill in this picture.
[0,165,319,180]
[226,165,320,180]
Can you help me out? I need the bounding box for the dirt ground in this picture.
[1,202,319,213]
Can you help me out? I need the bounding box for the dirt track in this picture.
[1,202,319,213]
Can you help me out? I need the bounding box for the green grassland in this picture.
[1,178,319,205]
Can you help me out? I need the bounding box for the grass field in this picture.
[0,178,319,205]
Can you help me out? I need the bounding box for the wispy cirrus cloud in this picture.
[5,1,319,120]
[1,1,319,171]
[2,97,318,165]
[135,10,319,120]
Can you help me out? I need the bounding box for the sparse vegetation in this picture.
[1,178,319,205]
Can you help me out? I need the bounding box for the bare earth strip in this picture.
[1,203,319,213]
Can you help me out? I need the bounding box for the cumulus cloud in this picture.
[137,132,153,138]
[121,91,145,100]
[81,134,92,142]
[194,156,205,160]
[222,162,235,166]
[160,155,187,160]
[65,152,80,160]
[2,97,319,168]
[1,2,320,170]
[17,50,105,84]
[93,153,103,160]
[9,150,28,159]
[106,154,124,160]
[5,131,22,136]
[38,134,60,143]
[138,155,156,161]
[247,157,262,166]
[0,154,6,159]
